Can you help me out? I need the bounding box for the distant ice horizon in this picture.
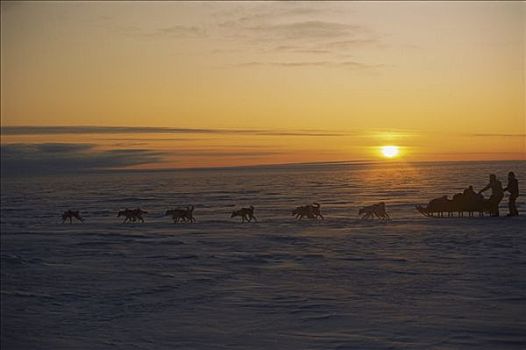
[2,156,525,178]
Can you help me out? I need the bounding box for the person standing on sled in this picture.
[503,171,519,216]
[479,174,504,216]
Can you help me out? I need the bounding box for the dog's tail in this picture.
[313,202,320,208]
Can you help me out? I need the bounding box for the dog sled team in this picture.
[60,201,391,224]
[417,172,519,218]
[60,171,519,223]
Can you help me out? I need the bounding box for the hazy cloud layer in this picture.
[167,150,281,158]
[246,21,362,40]
[1,143,165,176]
[1,126,349,137]
[469,133,526,138]
[231,60,383,69]
[213,6,381,69]
[158,25,206,38]
[121,24,207,38]
[33,143,95,153]
[107,3,381,70]
[216,6,322,26]
[0,142,291,176]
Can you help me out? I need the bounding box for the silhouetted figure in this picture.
[463,185,476,198]
[292,203,324,220]
[451,192,464,216]
[62,210,84,223]
[117,208,147,223]
[503,171,519,216]
[165,205,196,223]
[359,202,390,220]
[183,205,196,223]
[416,195,449,217]
[462,186,478,216]
[231,206,257,222]
[417,190,491,217]
[166,208,188,223]
[479,174,504,216]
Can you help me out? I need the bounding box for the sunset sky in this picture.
[1,1,524,173]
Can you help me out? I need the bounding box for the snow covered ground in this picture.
[2,161,525,349]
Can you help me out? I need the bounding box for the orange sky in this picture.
[1,1,524,170]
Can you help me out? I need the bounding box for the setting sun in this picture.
[381,145,400,158]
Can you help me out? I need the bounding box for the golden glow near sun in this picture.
[381,145,400,158]
[0,2,524,167]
